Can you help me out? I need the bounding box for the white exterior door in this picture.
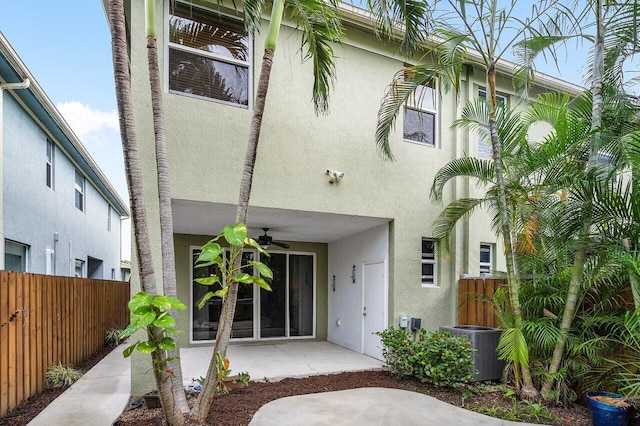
[362,261,386,360]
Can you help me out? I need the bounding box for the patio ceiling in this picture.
[172,199,390,243]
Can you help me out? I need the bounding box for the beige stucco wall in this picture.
[125,0,579,393]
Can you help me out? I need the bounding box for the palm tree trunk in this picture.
[541,0,605,399]
[487,61,537,398]
[190,45,278,423]
[146,17,189,417]
[111,2,186,424]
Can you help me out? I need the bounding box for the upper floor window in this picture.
[404,80,437,147]
[480,243,494,274]
[478,89,507,158]
[74,170,85,211]
[46,138,54,189]
[168,2,250,107]
[421,238,437,286]
[107,206,112,232]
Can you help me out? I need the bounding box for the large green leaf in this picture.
[249,260,273,279]
[253,276,272,291]
[132,308,156,329]
[195,276,221,286]
[123,342,139,358]
[128,292,152,312]
[166,296,186,310]
[224,223,248,246]
[151,295,173,310]
[197,291,215,310]
[136,341,157,354]
[153,312,176,328]
[233,273,253,284]
[158,337,176,351]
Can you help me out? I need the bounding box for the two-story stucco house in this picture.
[0,33,129,279]
[114,0,581,385]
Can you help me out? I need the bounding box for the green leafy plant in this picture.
[232,371,251,386]
[118,292,186,358]
[376,327,475,387]
[194,223,273,310]
[105,328,124,347]
[46,364,82,388]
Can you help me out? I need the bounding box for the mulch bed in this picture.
[4,346,639,426]
[114,371,603,426]
[0,345,117,426]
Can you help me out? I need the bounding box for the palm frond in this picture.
[432,198,486,256]
[287,0,344,114]
[430,157,494,200]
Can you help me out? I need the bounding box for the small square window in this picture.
[421,238,437,285]
[480,243,494,274]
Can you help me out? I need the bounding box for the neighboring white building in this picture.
[0,33,129,279]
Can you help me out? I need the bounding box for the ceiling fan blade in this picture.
[271,241,290,249]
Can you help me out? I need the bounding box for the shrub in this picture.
[46,364,83,388]
[377,327,475,387]
[105,328,124,347]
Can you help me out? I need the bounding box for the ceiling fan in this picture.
[257,228,290,249]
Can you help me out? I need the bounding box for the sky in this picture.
[1,1,632,262]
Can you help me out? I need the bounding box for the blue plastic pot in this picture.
[586,391,634,426]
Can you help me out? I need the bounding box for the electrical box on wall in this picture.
[410,317,421,331]
[399,315,408,328]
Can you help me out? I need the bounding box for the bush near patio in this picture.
[376,327,475,387]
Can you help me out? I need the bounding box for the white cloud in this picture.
[56,101,119,141]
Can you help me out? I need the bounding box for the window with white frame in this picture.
[168,2,250,107]
[5,240,28,272]
[478,89,507,158]
[74,170,85,211]
[46,138,54,189]
[404,80,437,147]
[480,243,494,274]
[421,239,437,286]
[107,206,112,232]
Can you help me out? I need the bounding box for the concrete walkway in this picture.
[250,387,542,426]
[28,344,130,426]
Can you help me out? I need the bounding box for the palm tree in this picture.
[189,0,427,421]
[516,0,640,397]
[144,0,190,420]
[109,0,187,421]
[375,0,572,399]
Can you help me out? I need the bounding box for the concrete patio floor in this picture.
[179,340,384,385]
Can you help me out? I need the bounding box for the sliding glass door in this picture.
[191,248,314,342]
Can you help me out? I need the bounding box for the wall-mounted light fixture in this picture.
[332,275,336,292]
[351,265,356,283]
[326,169,345,184]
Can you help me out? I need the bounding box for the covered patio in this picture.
[179,341,384,385]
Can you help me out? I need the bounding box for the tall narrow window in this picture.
[46,138,54,188]
[75,170,85,211]
[477,89,507,158]
[107,206,112,231]
[404,80,438,147]
[421,239,437,286]
[168,2,251,107]
[480,243,494,274]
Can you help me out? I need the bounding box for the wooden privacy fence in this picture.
[0,271,130,417]
[458,277,507,328]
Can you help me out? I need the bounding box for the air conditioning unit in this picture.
[439,325,504,381]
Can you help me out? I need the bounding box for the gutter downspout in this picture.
[0,78,30,269]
